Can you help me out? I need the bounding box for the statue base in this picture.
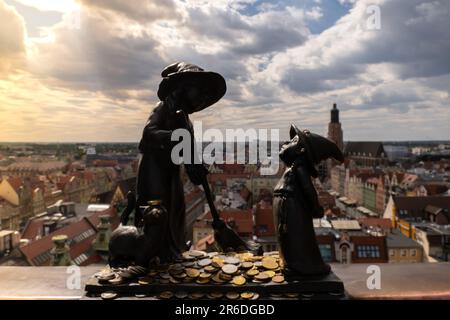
[84,271,345,300]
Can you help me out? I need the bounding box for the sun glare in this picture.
[13,0,79,13]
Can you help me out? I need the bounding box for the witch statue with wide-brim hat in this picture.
[121,62,226,266]
[273,124,344,279]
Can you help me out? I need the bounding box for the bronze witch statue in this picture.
[109,62,256,274]
[273,124,344,279]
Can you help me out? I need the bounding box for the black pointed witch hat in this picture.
[290,124,344,171]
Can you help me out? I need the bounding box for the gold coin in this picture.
[272,275,285,283]
[138,277,152,285]
[262,258,278,270]
[246,269,259,277]
[204,265,217,273]
[185,268,200,278]
[237,252,254,261]
[212,257,225,268]
[199,272,212,279]
[222,264,238,275]
[241,261,254,269]
[240,292,254,299]
[159,278,170,284]
[286,293,299,298]
[196,277,210,284]
[265,271,276,278]
[101,292,118,300]
[232,275,246,286]
[226,292,240,300]
[159,291,174,299]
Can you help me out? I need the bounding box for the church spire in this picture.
[331,103,339,123]
[327,103,343,151]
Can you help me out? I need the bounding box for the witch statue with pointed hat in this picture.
[120,62,226,265]
[274,124,344,279]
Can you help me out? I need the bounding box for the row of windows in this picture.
[389,249,417,257]
[73,253,89,265]
[32,251,52,265]
[70,229,96,245]
[356,245,380,258]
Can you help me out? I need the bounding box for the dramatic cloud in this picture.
[78,0,179,22]
[0,0,449,142]
[0,1,26,74]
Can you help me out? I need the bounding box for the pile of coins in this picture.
[148,250,287,287]
[95,250,290,300]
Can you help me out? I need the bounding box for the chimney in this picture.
[50,235,72,266]
[43,220,57,236]
[92,215,112,254]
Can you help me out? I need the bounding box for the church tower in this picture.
[327,103,344,151]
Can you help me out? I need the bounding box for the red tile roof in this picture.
[19,207,118,266]
[6,177,22,193]
[21,218,46,240]
[19,218,96,266]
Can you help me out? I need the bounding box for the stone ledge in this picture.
[0,263,449,300]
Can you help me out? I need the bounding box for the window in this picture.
[400,249,407,257]
[319,244,333,262]
[357,245,380,258]
[389,249,395,257]
[410,249,416,257]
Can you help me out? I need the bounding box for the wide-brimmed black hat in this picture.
[290,124,344,172]
[157,62,226,113]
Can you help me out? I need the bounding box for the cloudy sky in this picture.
[0,0,449,142]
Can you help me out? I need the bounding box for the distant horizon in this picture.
[1,139,450,145]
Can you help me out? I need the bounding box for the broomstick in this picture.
[175,110,260,252]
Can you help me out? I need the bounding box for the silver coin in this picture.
[101,292,118,300]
